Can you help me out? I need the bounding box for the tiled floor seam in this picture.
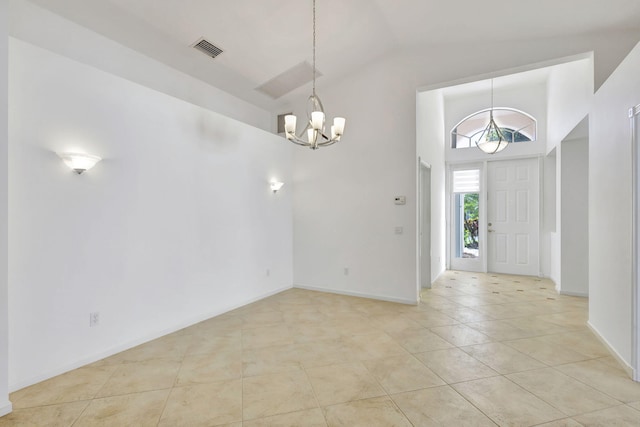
[299,364,326,426]
[546,363,633,405]
[65,400,91,427]
[155,383,175,425]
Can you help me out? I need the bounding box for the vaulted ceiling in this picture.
[24,0,640,111]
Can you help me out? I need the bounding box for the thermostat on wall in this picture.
[394,196,406,205]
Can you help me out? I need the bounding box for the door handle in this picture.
[488,229,495,232]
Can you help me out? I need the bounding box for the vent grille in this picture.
[193,38,223,59]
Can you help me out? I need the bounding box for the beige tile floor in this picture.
[2,271,640,426]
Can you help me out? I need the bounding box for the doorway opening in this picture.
[419,161,432,291]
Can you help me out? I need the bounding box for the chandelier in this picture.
[476,80,508,154]
[284,0,345,149]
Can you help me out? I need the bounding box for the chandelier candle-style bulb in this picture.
[284,115,297,135]
[311,111,325,130]
[333,117,345,136]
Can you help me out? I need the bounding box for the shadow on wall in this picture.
[196,112,240,153]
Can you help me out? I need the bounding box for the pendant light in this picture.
[476,80,508,154]
[284,0,345,150]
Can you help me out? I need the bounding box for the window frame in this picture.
[451,107,537,149]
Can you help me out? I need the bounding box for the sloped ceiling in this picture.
[22,0,640,110]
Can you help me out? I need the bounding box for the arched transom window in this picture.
[451,108,537,149]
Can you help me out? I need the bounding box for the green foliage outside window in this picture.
[463,193,479,249]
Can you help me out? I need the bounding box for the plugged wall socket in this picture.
[344,267,349,276]
[90,312,100,327]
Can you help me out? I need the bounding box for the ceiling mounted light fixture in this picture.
[284,0,345,150]
[476,79,508,154]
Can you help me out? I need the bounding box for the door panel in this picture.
[516,190,529,222]
[488,158,539,275]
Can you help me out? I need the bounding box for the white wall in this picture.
[546,58,593,153]
[285,30,640,305]
[417,90,446,282]
[8,38,293,390]
[0,0,10,417]
[560,136,589,296]
[291,54,419,304]
[543,59,592,286]
[589,40,640,370]
[9,0,271,131]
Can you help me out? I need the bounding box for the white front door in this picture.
[487,158,540,275]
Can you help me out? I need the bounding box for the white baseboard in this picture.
[587,321,635,379]
[294,284,418,305]
[0,401,12,417]
[9,284,292,392]
[559,290,589,297]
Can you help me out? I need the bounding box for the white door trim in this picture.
[630,104,640,381]
[448,162,484,272]
[418,159,432,296]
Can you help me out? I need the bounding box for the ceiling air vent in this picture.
[192,38,223,59]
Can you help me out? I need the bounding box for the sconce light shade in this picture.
[270,181,284,193]
[58,152,102,174]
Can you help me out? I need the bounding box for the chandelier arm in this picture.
[477,121,492,144]
[296,122,312,139]
[491,118,508,141]
[316,139,338,147]
[289,138,313,147]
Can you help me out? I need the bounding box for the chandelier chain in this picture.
[282,0,345,150]
[491,79,494,109]
[312,0,316,96]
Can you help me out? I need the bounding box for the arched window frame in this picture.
[451,107,537,149]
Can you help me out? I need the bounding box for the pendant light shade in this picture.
[476,110,509,154]
[476,79,508,154]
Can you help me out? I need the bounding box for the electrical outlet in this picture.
[344,267,349,276]
[266,269,270,277]
[90,312,100,327]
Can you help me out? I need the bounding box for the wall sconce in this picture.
[270,181,284,193]
[57,152,102,174]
